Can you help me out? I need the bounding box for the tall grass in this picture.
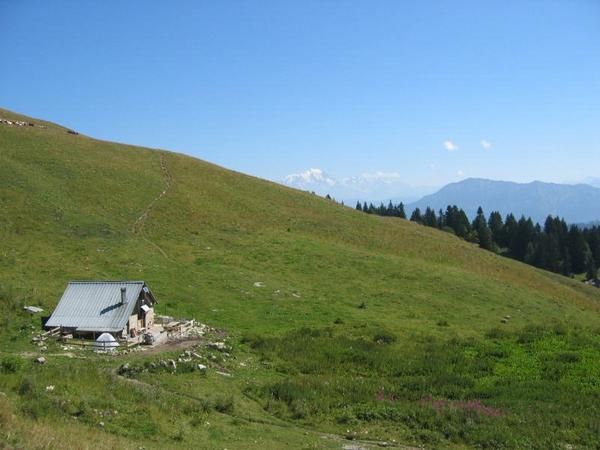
[244,325,600,448]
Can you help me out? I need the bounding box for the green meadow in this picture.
[1,108,599,449]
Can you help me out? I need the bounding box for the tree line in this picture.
[354,200,600,280]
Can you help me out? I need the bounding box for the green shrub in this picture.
[1,356,22,373]
[290,399,309,419]
[373,329,396,344]
[17,377,34,397]
[214,395,234,414]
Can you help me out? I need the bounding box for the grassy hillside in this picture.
[1,108,599,449]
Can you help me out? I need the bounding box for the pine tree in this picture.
[510,216,536,260]
[387,201,394,217]
[524,242,537,265]
[355,201,363,211]
[398,202,406,219]
[470,207,493,250]
[478,224,494,250]
[586,227,600,268]
[410,208,423,223]
[437,209,445,228]
[423,207,437,228]
[488,211,503,244]
[585,252,598,281]
[501,214,517,252]
[454,208,472,238]
[568,226,590,274]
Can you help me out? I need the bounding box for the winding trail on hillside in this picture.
[130,153,173,260]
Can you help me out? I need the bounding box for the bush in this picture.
[1,356,22,373]
[18,377,35,397]
[290,399,310,419]
[373,330,397,344]
[214,396,234,414]
[336,410,358,425]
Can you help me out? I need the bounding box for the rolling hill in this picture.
[408,178,600,224]
[1,108,600,449]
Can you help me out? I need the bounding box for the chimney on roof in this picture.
[120,287,127,305]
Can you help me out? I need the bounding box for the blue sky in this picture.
[1,1,599,193]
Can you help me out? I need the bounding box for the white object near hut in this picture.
[93,332,119,352]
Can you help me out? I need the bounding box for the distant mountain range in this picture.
[408,178,600,224]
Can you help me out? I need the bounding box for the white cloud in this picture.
[480,139,492,149]
[282,167,438,202]
[443,140,459,151]
[457,169,464,177]
[284,168,336,186]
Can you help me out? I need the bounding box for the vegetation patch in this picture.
[244,325,600,448]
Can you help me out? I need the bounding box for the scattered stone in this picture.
[197,364,207,371]
[24,306,44,314]
[253,281,264,288]
[46,385,55,392]
[35,356,46,364]
[118,363,130,375]
[98,421,105,428]
[208,341,226,351]
[292,293,301,298]
[216,371,231,377]
[0,118,29,127]
[501,318,508,324]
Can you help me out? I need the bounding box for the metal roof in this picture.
[45,281,151,332]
